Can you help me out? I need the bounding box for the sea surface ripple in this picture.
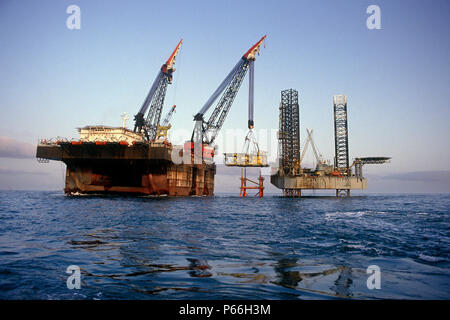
[0,191,449,299]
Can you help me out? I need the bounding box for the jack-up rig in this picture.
[270,90,390,197]
[36,37,267,196]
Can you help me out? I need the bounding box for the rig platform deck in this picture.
[271,173,367,196]
[36,142,215,196]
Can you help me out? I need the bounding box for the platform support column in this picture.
[282,188,301,197]
[336,189,350,197]
[240,168,264,198]
[256,173,264,198]
[240,168,249,197]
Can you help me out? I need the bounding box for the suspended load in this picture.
[224,131,268,167]
[223,38,268,168]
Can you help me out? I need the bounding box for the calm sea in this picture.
[0,191,448,299]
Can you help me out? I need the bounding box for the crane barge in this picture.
[35,37,267,196]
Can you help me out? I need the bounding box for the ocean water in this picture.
[0,191,448,300]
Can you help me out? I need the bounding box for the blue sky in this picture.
[0,0,449,192]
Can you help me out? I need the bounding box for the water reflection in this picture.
[187,258,212,278]
[332,266,353,297]
[272,257,303,288]
[270,254,355,298]
[68,228,358,298]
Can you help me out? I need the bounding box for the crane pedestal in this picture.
[240,168,264,198]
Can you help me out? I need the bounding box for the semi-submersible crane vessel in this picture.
[36,37,267,196]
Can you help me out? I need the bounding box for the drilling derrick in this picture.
[276,89,301,196]
[333,95,350,196]
[279,89,301,176]
[333,95,350,174]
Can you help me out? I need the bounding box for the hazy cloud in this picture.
[386,171,450,183]
[0,136,35,159]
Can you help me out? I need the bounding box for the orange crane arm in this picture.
[161,38,183,78]
[242,35,266,61]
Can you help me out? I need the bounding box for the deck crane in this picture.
[155,105,176,141]
[300,129,324,165]
[133,39,183,141]
[190,36,267,157]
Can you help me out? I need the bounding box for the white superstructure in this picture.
[78,126,145,144]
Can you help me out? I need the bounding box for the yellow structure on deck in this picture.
[223,151,269,167]
[223,130,268,197]
[155,124,171,141]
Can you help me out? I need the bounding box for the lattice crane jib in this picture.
[155,105,177,141]
[191,36,267,147]
[133,39,183,141]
